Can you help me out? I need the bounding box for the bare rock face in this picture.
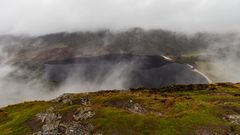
[44,54,211,89]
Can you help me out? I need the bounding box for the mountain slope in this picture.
[0,83,240,135]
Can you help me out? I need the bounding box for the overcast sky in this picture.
[0,0,240,35]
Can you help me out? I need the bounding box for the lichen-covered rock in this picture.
[51,93,73,105]
[64,123,94,135]
[224,115,240,125]
[33,106,97,135]
[62,98,73,105]
[73,107,95,121]
[127,100,146,114]
[72,97,91,106]
[79,97,90,106]
[35,107,62,135]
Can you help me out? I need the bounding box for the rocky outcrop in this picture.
[126,100,146,114]
[223,115,240,125]
[109,99,147,114]
[73,107,95,121]
[51,93,73,105]
[51,94,91,106]
[34,107,62,135]
[63,123,94,135]
[33,106,97,135]
[72,97,90,106]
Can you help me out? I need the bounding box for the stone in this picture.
[127,100,146,114]
[34,107,62,135]
[79,97,90,106]
[224,115,240,125]
[64,123,94,135]
[73,107,95,121]
[62,98,73,105]
[51,93,73,105]
[33,106,97,135]
[72,97,91,105]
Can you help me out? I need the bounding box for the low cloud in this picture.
[204,33,240,82]
[0,0,240,35]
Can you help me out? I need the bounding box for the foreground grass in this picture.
[0,102,51,135]
[0,83,240,135]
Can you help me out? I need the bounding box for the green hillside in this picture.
[0,83,240,135]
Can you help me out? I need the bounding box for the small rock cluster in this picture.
[78,98,90,106]
[126,100,146,114]
[33,107,96,135]
[63,123,94,135]
[51,93,73,105]
[223,115,240,125]
[34,107,62,135]
[72,97,90,106]
[51,93,91,106]
[73,107,95,121]
[33,96,98,135]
